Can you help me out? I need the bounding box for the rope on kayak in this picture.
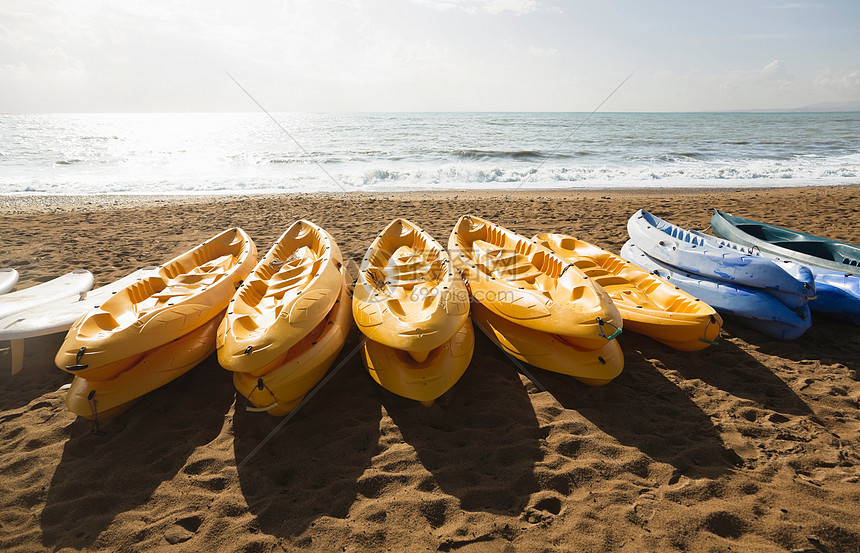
[65,346,89,371]
[698,314,720,346]
[596,317,623,341]
[87,390,106,436]
[239,377,280,413]
[559,262,576,277]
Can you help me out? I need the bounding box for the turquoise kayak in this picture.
[711,209,860,276]
[621,240,812,340]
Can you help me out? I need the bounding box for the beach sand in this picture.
[1,186,859,553]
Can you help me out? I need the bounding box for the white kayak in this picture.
[627,209,815,308]
[0,268,18,295]
[0,269,95,374]
[0,270,94,320]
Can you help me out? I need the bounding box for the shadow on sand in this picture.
[0,334,72,412]
[39,355,235,550]
[533,332,744,480]
[672,333,813,416]
[727,318,858,373]
[383,331,543,516]
[233,336,382,540]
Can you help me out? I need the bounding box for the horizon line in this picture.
[3,108,860,116]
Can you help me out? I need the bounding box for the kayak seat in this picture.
[770,240,836,261]
[734,223,797,242]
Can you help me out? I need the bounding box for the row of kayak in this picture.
[2,210,857,422]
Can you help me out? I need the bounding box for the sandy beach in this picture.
[1,185,859,553]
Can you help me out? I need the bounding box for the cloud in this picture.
[527,45,559,57]
[0,62,31,80]
[717,61,799,105]
[0,0,855,112]
[766,2,823,9]
[812,69,860,98]
[760,59,794,81]
[56,58,87,82]
[504,39,559,57]
[407,0,540,15]
[644,61,860,111]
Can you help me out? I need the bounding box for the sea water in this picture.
[0,111,857,195]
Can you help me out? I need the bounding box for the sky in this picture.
[1,0,859,112]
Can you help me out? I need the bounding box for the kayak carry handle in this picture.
[245,378,278,412]
[246,402,279,413]
[596,317,622,341]
[65,347,89,371]
[698,315,720,346]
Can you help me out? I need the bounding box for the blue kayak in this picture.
[810,269,860,325]
[627,209,814,309]
[621,240,812,340]
[691,229,860,326]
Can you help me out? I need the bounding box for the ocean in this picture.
[0,112,858,195]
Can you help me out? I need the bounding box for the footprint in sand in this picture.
[701,510,747,539]
[164,515,202,545]
[627,490,657,526]
[521,493,562,524]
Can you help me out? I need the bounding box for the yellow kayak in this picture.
[470,301,623,386]
[448,215,622,349]
[65,312,223,420]
[56,227,257,380]
[535,233,722,351]
[218,220,344,374]
[353,218,469,360]
[233,270,352,416]
[361,318,475,406]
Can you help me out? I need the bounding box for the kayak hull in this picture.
[471,300,623,386]
[218,221,344,374]
[353,218,469,353]
[361,318,474,405]
[627,209,814,307]
[66,313,222,420]
[56,228,256,377]
[448,215,622,348]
